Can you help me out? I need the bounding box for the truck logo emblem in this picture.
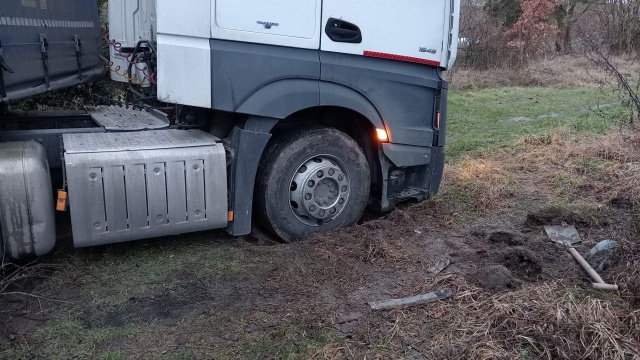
[420,47,437,54]
[257,21,279,30]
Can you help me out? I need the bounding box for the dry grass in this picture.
[443,158,515,210]
[509,129,640,203]
[443,127,640,211]
[449,55,640,90]
[318,275,640,360]
[416,129,640,359]
[423,279,640,360]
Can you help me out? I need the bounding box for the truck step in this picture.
[86,105,170,131]
[63,129,228,247]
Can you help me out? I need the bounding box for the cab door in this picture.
[321,0,449,67]
[212,0,322,49]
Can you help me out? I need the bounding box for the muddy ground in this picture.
[1,86,638,359]
[0,195,627,359]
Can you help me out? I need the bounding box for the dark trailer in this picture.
[0,0,104,102]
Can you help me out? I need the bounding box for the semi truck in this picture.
[0,0,460,259]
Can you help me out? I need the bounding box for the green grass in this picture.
[233,325,338,360]
[47,233,260,308]
[0,318,137,360]
[446,87,624,158]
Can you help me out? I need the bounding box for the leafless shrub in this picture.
[581,34,640,128]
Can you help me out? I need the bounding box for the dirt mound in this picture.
[501,247,543,279]
[526,204,608,227]
[467,265,520,291]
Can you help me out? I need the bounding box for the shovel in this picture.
[544,225,618,291]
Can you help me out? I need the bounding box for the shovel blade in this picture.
[544,225,582,246]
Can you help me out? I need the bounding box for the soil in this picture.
[467,265,520,291]
[0,200,625,358]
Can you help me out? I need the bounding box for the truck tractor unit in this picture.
[0,0,460,259]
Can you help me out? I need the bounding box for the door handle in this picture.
[325,18,362,44]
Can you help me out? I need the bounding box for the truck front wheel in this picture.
[255,127,371,242]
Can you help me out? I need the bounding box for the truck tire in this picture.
[255,127,370,242]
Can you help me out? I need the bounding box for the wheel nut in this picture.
[329,169,335,176]
[308,180,315,187]
[319,210,326,217]
[330,208,337,215]
[305,193,312,200]
[338,175,344,181]
[317,170,324,178]
[338,199,345,205]
[309,205,316,212]
[341,185,348,192]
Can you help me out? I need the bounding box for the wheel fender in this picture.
[319,81,386,130]
[235,79,320,119]
[235,79,386,131]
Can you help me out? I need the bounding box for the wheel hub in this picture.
[290,156,350,226]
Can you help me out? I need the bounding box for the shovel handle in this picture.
[593,283,619,291]
[567,247,607,285]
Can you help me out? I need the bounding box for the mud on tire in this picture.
[255,127,371,242]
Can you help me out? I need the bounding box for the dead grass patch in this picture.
[320,275,639,360]
[443,158,515,210]
[363,237,409,263]
[423,280,640,359]
[449,55,640,90]
[526,202,608,228]
[505,128,640,204]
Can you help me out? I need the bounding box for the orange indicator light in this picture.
[376,128,389,142]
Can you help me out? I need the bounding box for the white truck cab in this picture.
[0,0,459,259]
[110,0,459,108]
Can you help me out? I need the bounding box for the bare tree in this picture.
[553,0,600,54]
[593,0,640,54]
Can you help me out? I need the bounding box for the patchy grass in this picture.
[3,85,640,359]
[446,87,623,158]
[47,233,258,308]
[234,325,338,359]
[1,318,137,360]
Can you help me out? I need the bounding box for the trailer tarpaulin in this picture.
[0,0,105,102]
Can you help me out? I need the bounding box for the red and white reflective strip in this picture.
[363,51,441,67]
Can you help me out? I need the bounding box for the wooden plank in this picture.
[369,289,454,311]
